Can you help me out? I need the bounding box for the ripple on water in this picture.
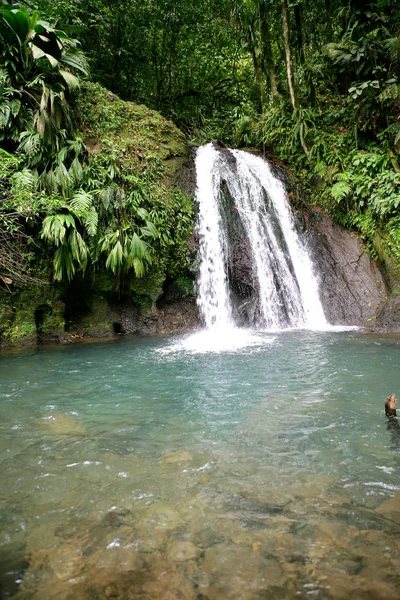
[0,331,400,598]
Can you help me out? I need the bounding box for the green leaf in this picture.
[59,69,80,89]
[133,257,145,277]
[10,98,21,117]
[69,189,92,215]
[105,241,123,274]
[130,233,145,259]
[140,220,159,239]
[54,243,74,281]
[84,208,98,237]
[331,180,351,201]
[69,229,88,268]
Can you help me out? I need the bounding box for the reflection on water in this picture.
[0,331,400,599]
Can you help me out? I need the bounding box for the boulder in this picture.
[306,211,388,327]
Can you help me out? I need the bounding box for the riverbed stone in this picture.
[199,542,285,599]
[143,503,184,532]
[142,552,195,600]
[40,412,86,436]
[376,493,400,523]
[168,540,199,561]
[322,572,399,600]
[136,528,166,552]
[159,450,193,464]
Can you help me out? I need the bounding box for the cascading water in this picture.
[195,144,234,328]
[195,143,328,330]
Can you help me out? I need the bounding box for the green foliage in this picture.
[1,2,194,293]
[386,217,400,263]
[0,4,88,152]
[329,148,400,216]
[174,274,194,297]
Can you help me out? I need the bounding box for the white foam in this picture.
[160,326,275,355]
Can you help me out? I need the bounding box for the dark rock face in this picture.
[75,295,199,340]
[374,294,400,332]
[306,211,388,327]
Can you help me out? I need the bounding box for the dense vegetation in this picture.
[1,0,400,341]
[38,0,398,270]
[0,3,194,298]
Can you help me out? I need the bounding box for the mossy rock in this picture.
[0,301,15,334]
[35,300,66,338]
[78,296,115,338]
[0,287,66,346]
[374,232,400,291]
[76,82,188,178]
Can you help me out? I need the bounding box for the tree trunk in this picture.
[259,0,279,100]
[294,2,304,63]
[281,1,311,160]
[248,23,268,112]
[281,0,297,110]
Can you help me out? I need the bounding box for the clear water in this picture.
[1,331,400,599]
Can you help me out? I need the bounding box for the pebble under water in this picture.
[0,330,400,599]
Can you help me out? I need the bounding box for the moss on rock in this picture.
[374,232,400,291]
[77,296,115,338]
[76,82,187,176]
[0,287,66,346]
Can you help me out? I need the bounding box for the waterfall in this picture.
[195,144,234,328]
[195,143,327,330]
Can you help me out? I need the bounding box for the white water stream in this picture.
[195,143,328,331]
[195,144,233,328]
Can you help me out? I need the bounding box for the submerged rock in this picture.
[167,540,199,562]
[159,451,193,464]
[199,543,285,599]
[376,494,400,523]
[40,412,86,436]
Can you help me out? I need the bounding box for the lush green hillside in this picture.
[0,5,196,344]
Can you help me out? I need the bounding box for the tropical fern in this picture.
[331,176,352,201]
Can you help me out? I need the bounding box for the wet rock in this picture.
[358,529,400,553]
[322,572,399,600]
[375,294,400,332]
[307,212,387,327]
[144,504,183,532]
[49,546,84,581]
[311,519,358,550]
[142,552,195,600]
[199,542,285,600]
[87,543,140,573]
[159,451,193,464]
[191,525,227,549]
[376,494,400,523]
[40,413,86,436]
[103,511,122,528]
[136,528,166,552]
[252,541,262,553]
[168,540,199,562]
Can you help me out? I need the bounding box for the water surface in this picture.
[1,330,399,599]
